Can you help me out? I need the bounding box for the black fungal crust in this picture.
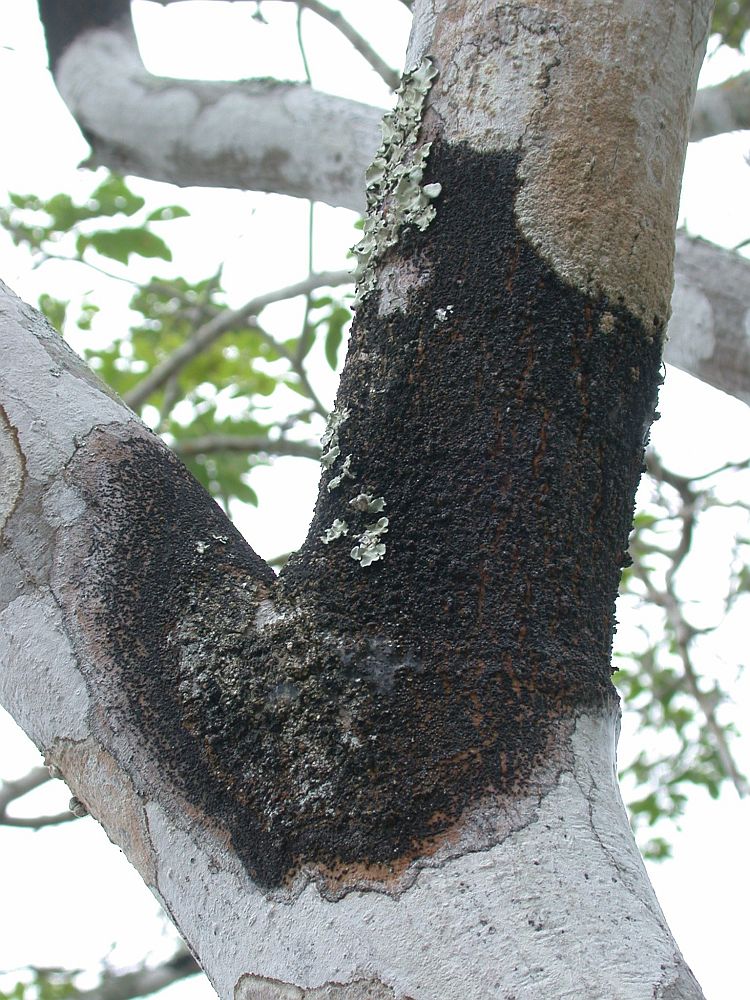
[67,142,662,893]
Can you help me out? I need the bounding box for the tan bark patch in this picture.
[52,736,157,886]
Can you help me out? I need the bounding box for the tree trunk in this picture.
[1,1,711,997]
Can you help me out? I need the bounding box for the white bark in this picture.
[55,19,382,212]
[0,299,702,998]
[156,713,700,1000]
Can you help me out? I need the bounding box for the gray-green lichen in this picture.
[320,518,348,544]
[350,516,389,567]
[327,454,355,492]
[352,57,441,307]
[320,407,350,469]
[349,493,386,513]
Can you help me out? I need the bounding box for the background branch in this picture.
[284,0,402,90]
[123,270,351,410]
[173,436,320,460]
[0,767,78,829]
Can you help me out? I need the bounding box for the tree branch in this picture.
[664,232,750,406]
[691,70,750,140]
[76,951,201,1000]
[123,270,351,411]
[45,10,383,212]
[640,453,750,800]
[173,435,320,461]
[26,948,201,1000]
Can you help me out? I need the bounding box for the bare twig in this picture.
[174,436,320,461]
[296,3,313,83]
[254,320,330,418]
[638,456,750,799]
[123,270,351,410]
[0,766,78,829]
[280,0,401,91]
[32,251,140,286]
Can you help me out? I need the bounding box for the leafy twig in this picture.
[124,270,351,410]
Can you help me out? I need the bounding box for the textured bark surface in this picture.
[1,1,715,997]
[53,139,660,894]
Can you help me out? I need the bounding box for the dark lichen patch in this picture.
[62,141,661,894]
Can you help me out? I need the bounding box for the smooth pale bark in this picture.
[690,69,750,140]
[52,11,381,213]
[39,2,750,409]
[665,231,750,405]
[2,1,713,998]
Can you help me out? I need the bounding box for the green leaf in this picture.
[9,192,41,210]
[43,193,80,231]
[711,0,750,49]
[88,174,145,217]
[77,301,100,332]
[38,293,68,333]
[147,205,191,222]
[84,228,173,264]
[324,304,350,369]
[296,323,316,361]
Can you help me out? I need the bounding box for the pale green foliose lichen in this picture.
[350,517,389,567]
[352,57,441,307]
[320,445,340,469]
[349,493,386,513]
[327,454,355,492]
[321,518,349,544]
[321,408,350,452]
[321,407,350,471]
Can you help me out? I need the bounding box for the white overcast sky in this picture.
[1,2,749,998]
